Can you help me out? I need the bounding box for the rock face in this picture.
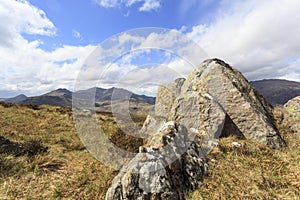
[106,121,207,200]
[201,59,286,149]
[106,58,287,200]
[283,96,300,137]
[284,96,300,117]
[156,59,286,149]
[155,78,185,118]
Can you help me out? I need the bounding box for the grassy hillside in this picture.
[188,107,300,199]
[0,103,299,199]
[0,103,143,199]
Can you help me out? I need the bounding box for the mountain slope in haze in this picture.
[1,94,28,103]
[251,79,300,106]
[19,87,155,108]
[22,88,72,107]
[2,79,299,108]
[74,87,155,105]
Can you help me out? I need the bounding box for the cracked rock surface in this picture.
[106,59,287,200]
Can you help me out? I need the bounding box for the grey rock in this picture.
[284,96,300,117]
[106,58,287,200]
[106,121,207,200]
[155,78,185,118]
[155,58,285,149]
[167,92,226,155]
[283,96,300,137]
[155,68,227,153]
[181,58,286,149]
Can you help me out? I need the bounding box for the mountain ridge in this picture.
[1,94,28,103]
[1,78,300,107]
[251,79,300,105]
[1,87,156,110]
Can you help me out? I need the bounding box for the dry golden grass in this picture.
[0,103,117,199]
[1,103,299,199]
[187,107,300,200]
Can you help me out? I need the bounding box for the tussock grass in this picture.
[1,103,299,199]
[0,104,116,199]
[187,107,300,200]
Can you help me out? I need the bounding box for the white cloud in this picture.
[93,62,187,96]
[1,1,169,97]
[73,30,82,39]
[0,0,95,97]
[186,0,300,81]
[139,0,160,11]
[279,59,300,81]
[0,0,56,47]
[88,0,300,95]
[75,28,205,96]
[95,0,161,12]
[3,0,300,99]
[0,40,95,96]
[96,0,119,8]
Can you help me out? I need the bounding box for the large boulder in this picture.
[283,96,300,137]
[284,96,300,117]
[155,74,227,153]
[155,58,286,149]
[155,78,185,118]
[106,58,287,200]
[106,121,208,200]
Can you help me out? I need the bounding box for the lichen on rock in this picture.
[106,58,287,200]
[106,121,207,200]
[283,96,300,137]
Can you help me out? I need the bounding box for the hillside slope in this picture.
[22,89,72,106]
[251,79,300,105]
[20,87,155,109]
[1,94,28,103]
[0,102,299,199]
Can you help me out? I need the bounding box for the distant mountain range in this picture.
[251,79,300,105]
[0,94,28,103]
[0,87,156,113]
[21,88,72,107]
[1,79,300,107]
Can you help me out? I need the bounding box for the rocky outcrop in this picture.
[106,121,207,200]
[204,59,286,149]
[156,59,286,149]
[284,96,300,117]
[155,78,185,118]
[106,59,287,200]
[283,96,300,137]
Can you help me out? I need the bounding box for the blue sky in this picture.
[1,0,300,97]
[25,0,218,50]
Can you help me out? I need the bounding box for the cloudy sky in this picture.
[1,0,300,97]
